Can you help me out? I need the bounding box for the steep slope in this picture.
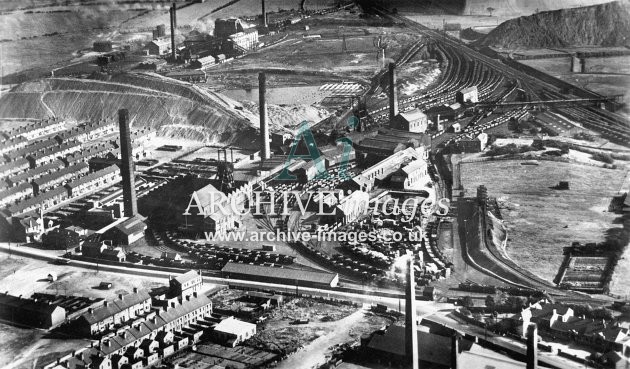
[478,1,630,48]
[0,74,259,147]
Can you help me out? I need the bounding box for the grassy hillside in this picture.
[478,1,630,48]
[0,74,259,146]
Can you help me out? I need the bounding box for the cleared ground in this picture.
[460,160,625,282]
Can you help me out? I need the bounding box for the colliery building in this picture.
[147,39,171,55]
[0,293,67,329]
[74,288,151,337]
[355,129,431,167]
[389,109,429,133]
[228,29,258,51]
[221,262,339,288]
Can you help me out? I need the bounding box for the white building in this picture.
[212,316,256,347]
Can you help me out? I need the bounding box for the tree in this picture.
[461,295,474,308]
[487,7,495,16]
[485,295,496,311]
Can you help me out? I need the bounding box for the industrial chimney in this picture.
[170,3,176,60]
[451,333,460,369]
[262,0,267,28]
[118,109,138,217]
[526,323,538,369]
[405,255,419,369]
[258,72,270,161]
[388,62,398,121]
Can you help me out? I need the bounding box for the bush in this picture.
[591,152,614,164]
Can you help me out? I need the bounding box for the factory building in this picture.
[0,293,66,329]
[228,29,259,51]
[169,270,203,299]
[212,316,257,347]
[181,183,239,236]
[147,39,171,55]
[214,18,247,39]
[101,214,147,246]
[355,129,430,168]
[74,288,151,337]
[335,190,370,225]
[221,262,339,288]
[390,160,430,191]
[190,55,216,69]
[456,86,479,104]
[343,146,427,193]
[453,132,488,153]
[65,165,120,198]
[390,109,428,133]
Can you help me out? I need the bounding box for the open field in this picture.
[460,160,626,282]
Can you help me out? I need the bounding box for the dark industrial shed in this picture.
[221,262,339,288]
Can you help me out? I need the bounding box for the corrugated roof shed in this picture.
[221,262,337,285]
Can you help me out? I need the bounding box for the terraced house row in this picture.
[2,165,121,218]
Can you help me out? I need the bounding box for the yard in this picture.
[460,160,626,282]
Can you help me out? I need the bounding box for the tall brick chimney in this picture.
[526,323,538,369]
[262,0,267,28]
[388,62,399,121]
[258,72,270,160]
[170,3,176,60]
[405,256,419,369]
[118,109,137,217]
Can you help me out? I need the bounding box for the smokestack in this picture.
[405,256,419,369]
[451,333,460,369]
[388,62,398,121]
[526,323,538,369]
[118,109,138,217]
[258,72,270,161]
[170,4,176,60]
[262,0,267,28]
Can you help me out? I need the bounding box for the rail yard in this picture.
[1,0,630,368]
